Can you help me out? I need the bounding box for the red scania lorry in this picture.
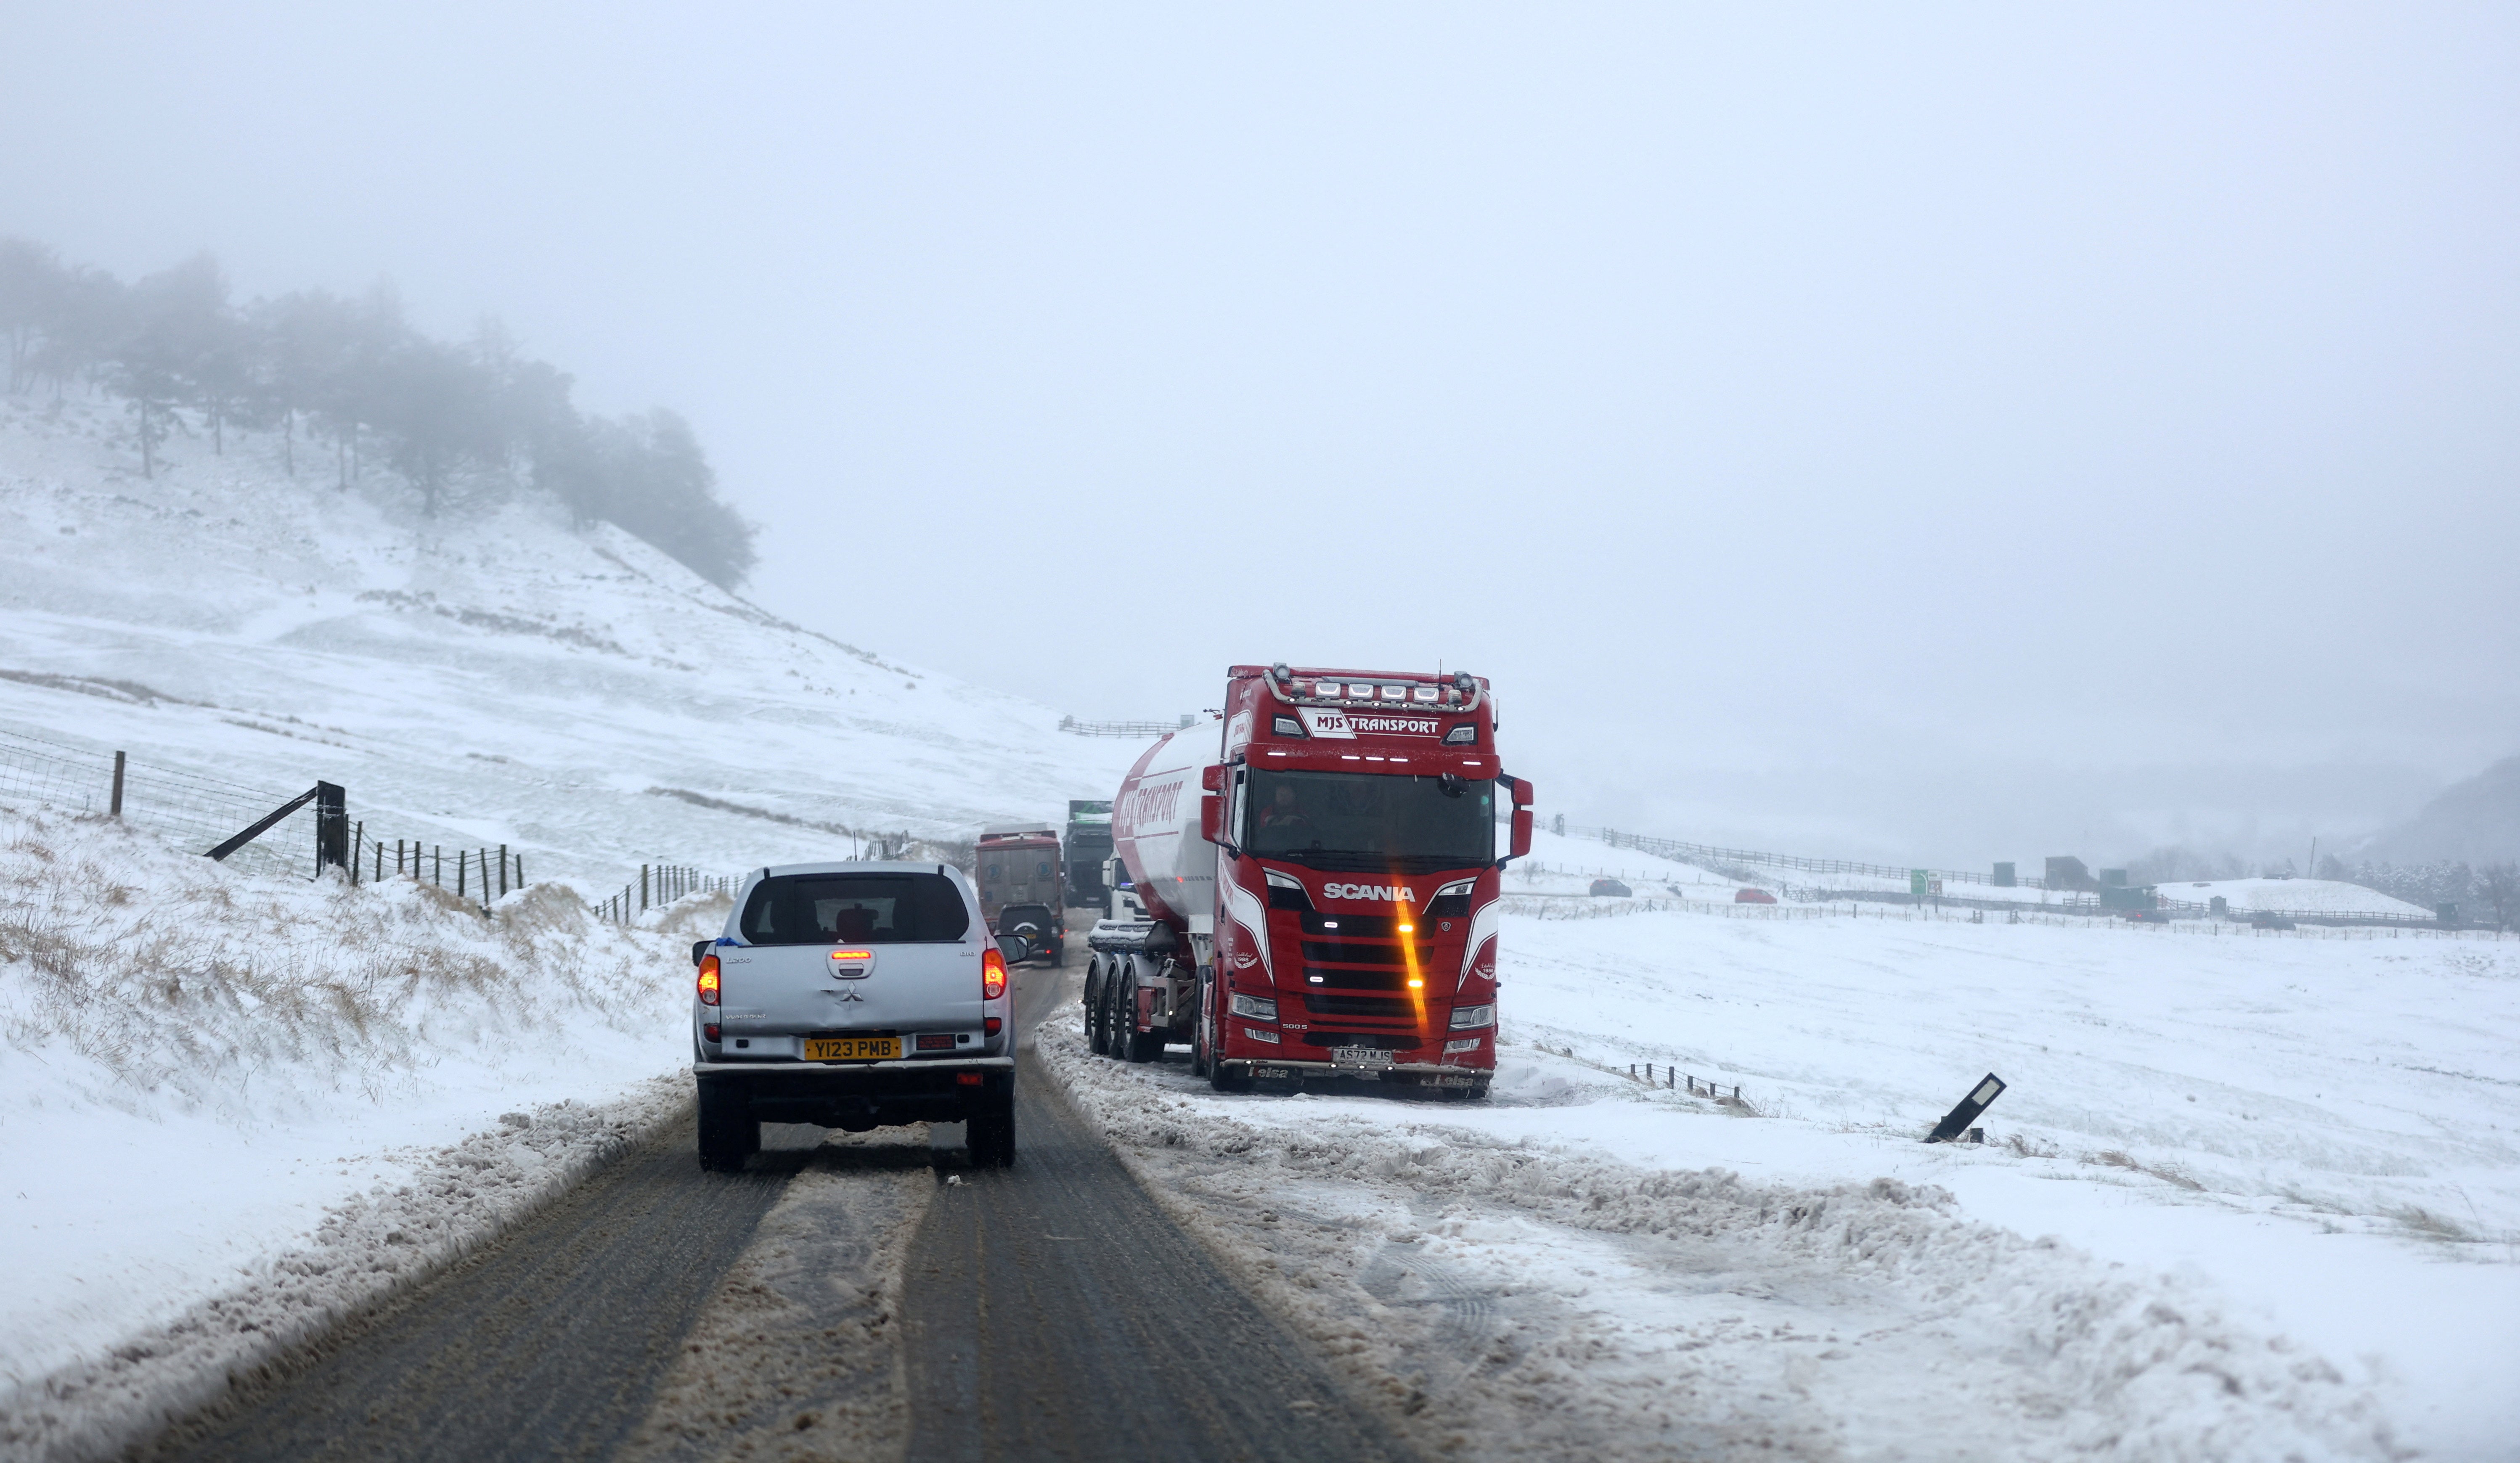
[1081,664,1532,1096]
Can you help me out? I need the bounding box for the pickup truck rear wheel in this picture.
[695,1080,751,1172]
[967,1094,1016,1168]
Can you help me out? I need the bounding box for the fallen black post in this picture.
[205,785,321,862]
[1925,1072,2007,1143]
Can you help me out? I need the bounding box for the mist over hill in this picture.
[2354,755,2520,868]
[0,236,754,588]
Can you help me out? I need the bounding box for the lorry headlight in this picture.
[1272,715,1305,737]
[1443,725,1478,745]
[1444,1036,1484,1053]
[1245,1027,1282,1043]
[1449,1004,1495,1030]
[1230,994,1278,1021]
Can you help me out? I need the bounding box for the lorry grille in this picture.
[1298,939,1432,966]
[1298,966,1415,990]
[1297,1031,1420,1050]
[1301,992,1418,1019]
[1298,912,1401,937]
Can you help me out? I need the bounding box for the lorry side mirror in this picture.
[1510,777,1534,809]
[1199,792,1223,845]
[691,939,713,968]
[1200,763,1225,792]
[1510,807,1533,861]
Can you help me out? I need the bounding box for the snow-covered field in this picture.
[2162,878,2435,918]
[1045,891,2520,1460]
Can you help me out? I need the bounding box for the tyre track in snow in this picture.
[902,965,1413,1463]
[132,1120,840,1463]
[126,962,1408,1463]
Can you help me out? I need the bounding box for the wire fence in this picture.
[0,725,322,881]
[593,862,742,926]
[0,724,743,921]
[1058,715,1195,738]
[1556,824,2474,929]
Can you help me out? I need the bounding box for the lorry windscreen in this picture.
[1242,769,1494,874]
[739,873,971,944]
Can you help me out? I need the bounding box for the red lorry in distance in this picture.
[1082,664,1533,1097]
[975,823,1064,965]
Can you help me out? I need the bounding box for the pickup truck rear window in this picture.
[739,873,972,944]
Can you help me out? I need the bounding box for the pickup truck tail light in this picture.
[982,947,1008,1000]
[697,953,721,1006]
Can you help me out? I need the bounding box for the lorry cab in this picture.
[1100,664,1532,1097]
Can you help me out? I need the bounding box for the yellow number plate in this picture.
[804,1037,901,1062]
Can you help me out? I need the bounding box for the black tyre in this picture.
[1085,961,1108,1055]
[967,1093,1016,1168]
[1105,974,1133,1061]
[1191,966,1216,1079]
[695,1080,750,1172]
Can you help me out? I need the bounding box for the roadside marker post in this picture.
[1925,1073,2007,1143]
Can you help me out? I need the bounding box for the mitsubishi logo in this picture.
[834,987,865,1002]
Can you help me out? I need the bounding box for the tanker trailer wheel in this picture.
[1190,966,1213,1078]
[1119,960,1162,1063]
[1084,959,1108,1055]
[1101,976,1131,1062]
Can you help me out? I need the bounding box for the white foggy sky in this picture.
[4,3,2515,864]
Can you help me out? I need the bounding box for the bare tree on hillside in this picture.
[0,237,62,394]
[2478,862,2519,933]
[372,338,499,516]
[249,290,358,476]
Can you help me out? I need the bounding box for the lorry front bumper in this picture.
[1222,1058,1489,1093]
[695,1055,1014,1127]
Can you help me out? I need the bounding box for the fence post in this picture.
[516,855,525,889]
[642,864,650,913]
[110,751,126,817]
[314,782,348,874]
[435,845,442,886]
[498,844,508,898]
[350,820,363,886]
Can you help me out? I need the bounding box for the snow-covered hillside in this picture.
[0,396,1142,884]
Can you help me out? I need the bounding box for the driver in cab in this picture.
[1255,781,1313,837]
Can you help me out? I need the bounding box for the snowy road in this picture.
[122,965,1401,1463]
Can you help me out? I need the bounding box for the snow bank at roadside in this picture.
[1040,1021,2399,1462]
[0,805,714,1462]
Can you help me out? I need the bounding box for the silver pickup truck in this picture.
[690,861,1017,1170]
